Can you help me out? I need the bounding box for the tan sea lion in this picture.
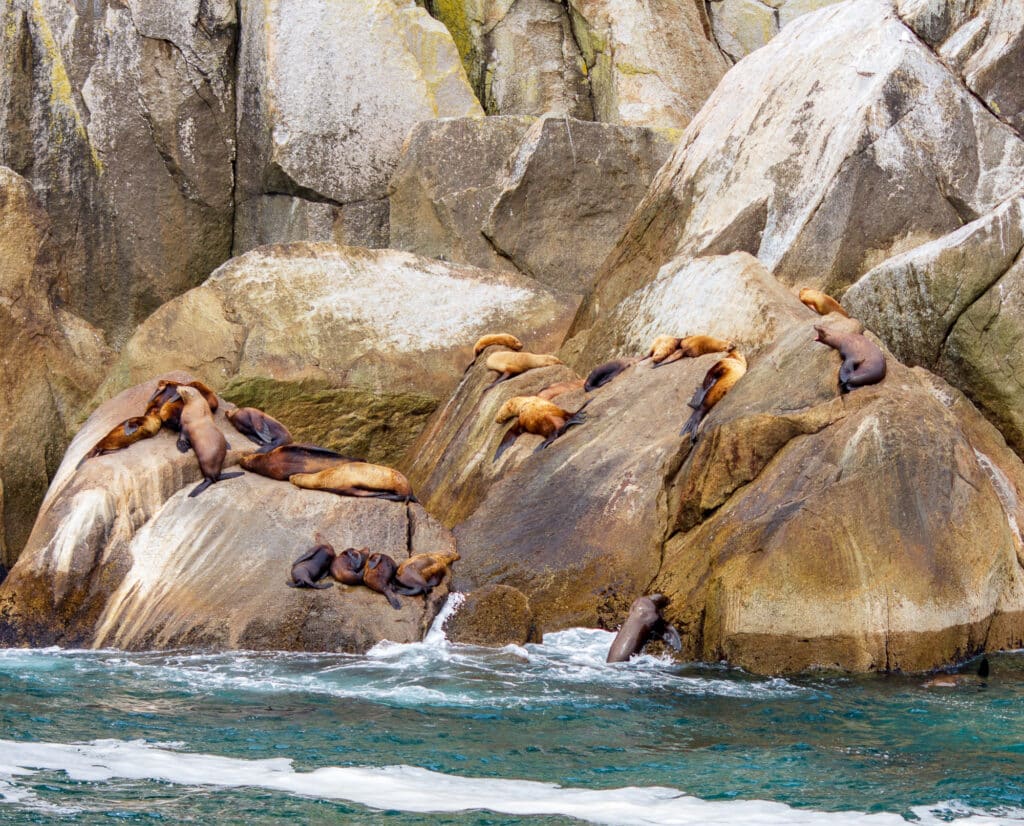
[923,657,989,688]
[537,378,586,400]
[226,406,293,452]
[289,462,416,502]
[641,335,681,364]
[329,546,369,586]
[146,380,219,431]
[77,412,163,468]
[239,444,362,481]
[584,358,637,391]
[493,395,589,462]
[363,552,404,609]
[177,385,244,497]
[474,333,523,357]
[483,351,563,391]
[800,288,849,318]
[606,594,682,663]
[287,543,336,589]
[680,348,747,442]
[653,335,734,368]
[394,551,461,595]
[813,325,886,393]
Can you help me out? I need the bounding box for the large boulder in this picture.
[0,376,455,650]
[0,0,236,341]
[708,0,845,62]
[234,0,482,254]
[444,584,542,646]
[93,243,578,466]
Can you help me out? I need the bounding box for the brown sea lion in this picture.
[537,378,586,400]
[483,351,563,391]
[329,546,369,586]
[363,552,404,609]
[474,333,523,357]
[923,657,989,688]
[584,358,637,391]
[493,396,589,461]
[606,594,682,663]
[800,288,849,318]
[176,385,244,497]
[394,551,461,595]
[289,462,416,502]
[287,543,336,589]
[226,406,293,452]
[77,412,163,468]
[653,335,734,368]
[680,348,747,442]
[146,380,219,431]
[813,325,886,393]
[239,444,362,481]
[639,335,681,364]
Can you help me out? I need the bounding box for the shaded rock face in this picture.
[93,244,578,467]
[444,584,542,646]
[0,0,236,342]
[234,0,482,254]
[566,0,1024,358]
[0,376,454,651]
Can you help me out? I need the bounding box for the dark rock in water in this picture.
[445,585,541,647]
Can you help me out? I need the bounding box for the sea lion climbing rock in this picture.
[680,349,747,441]
[584,359,635,391]
[607,594,681,663]
[177,386,244,497]
[799,288,848,318]
[493,396,589,461]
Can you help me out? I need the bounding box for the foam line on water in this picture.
[0,739,1017,825]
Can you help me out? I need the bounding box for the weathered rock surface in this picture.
[234,0,482,254]
[565,0,1024,361]
[444,584,542,646]
[0,0,236,341]
[0,376,454,650]
[94,244,578,466]
[708,0,844,62]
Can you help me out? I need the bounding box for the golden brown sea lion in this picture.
[474,333,523,357]
[77,412,163,468]
[394,551,461,595]
[363,552,404,609]
[679,348,747,442]
[922,657,989,688]
[226,406,293,452]
[493,396,589,462]
[584,358,637,391]
[177,385,244,497]
[800,288,849,318]
[641,335,681,364]
[287,543,335,589]
[146,380,219,431]
[483,351,563,391]
[607,594,682,663]
[329,546,369,586]
[813,325,886,393]
[652,335,734,369]
[289,462,416,502]
[239,444,362,481]
[537,378,586,400]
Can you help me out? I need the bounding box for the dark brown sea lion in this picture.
[289,462,416,502]
[800,288,849,317]
[226,406,293,452]
[813,325,886,393]
[329,546,369,586]
[77,412,163,468]
[680,349,747,442]
[584,359,636,391]
[606,594,682,663]
[394,551,461,595]
[922,657,989,688]
[239,444,362,481]
[177,385,244,497]
[287,543,336,589]
[493,396,589,462]
[363,552,403,609]
[146,380,219,431]
[483,351,563,391]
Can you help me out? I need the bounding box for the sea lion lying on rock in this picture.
[584,359,637,391]
[484,351,563,391]
[493,396,590,461]
[287,543,336,589]
[813,325,886,394]
[607,594,682,663]
[239,444,362,481]
[394,551,461,595]
[800,288,848,317]
[680,348,747,442]
[289,462,417,502]
[363,552,404,609]
[465,333,524,372]
[146,380,219,431]
[78,412,163,468]
[226,407,292,452]
[330,546,369,586]
[641,335,734,368]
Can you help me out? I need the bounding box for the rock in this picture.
[234,0,482,254]
[444,584,541,646]
[0,375,455,651]
[566,0,1024,361]
[567,0,729,128]
[94,243,578,467]
[708,0,779,62]
[0,0,236,340]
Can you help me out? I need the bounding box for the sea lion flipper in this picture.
[217,472,244,482]
[177,431,191,454]
[399,567,431,591]
[312,581,334,590]
[493,425,522,463]
[292,547,322,565]
[680,409,703,441]
[393,584,425,596]
[652,350,684,368]
[484,372,511,392]
[123,419,141,437]
[661,624,682,652]
[384,589,403,610]
[188,478,213,498]
[254,419,274,444]
[286,580,300,588]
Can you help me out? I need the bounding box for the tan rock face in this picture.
[0,376,454,650]
[708,0,845,61]
[444,584,542,646]
[0,0,236,341]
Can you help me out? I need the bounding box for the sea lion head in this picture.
[495,396,530,423]
[177,385,201,402]
[813,325,829,343]
[340,547,367,570]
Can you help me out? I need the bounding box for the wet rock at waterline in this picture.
[444,585,542,647]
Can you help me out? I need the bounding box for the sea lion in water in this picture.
[226,406,293,452]
[800,288,849,318]
[493,396,590,462]
[146,380,219,431]
[394,551,461,595]
[287,543,336,589]
[77,412,163,468]
[483,351,563,391]
[239,444,362,481]
[289,462,416,502]
[329,546,369,586]
[537,378,586,401]
[680,348,747,442]
[923,657,989,688]
[813,325,886,393]
[585,359,637,391]
[363,552,404,609]
[607,594,682,663]
[176,385,244,497]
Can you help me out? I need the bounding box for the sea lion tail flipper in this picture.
[123,419,141,436]
[493,425,521,463]
[661,624,682,652]
[384,589,403,610]
[254,420,274,444]
[286,580,299,588]
[312,581,334,590]
[393,584,425,596]
[188,479,214,498]
[217,472,245,482]
[680,409,703,441]
[561,399,591,430]
[483,372,511,392]
[652,350,684,368]
[978,657,990,679]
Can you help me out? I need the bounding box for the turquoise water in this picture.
[0,608,1021,824]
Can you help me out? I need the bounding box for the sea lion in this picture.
[653,335,734,368]
[77,412,163,468]
[394,550,461,595]
[800,288,849,318]
[483,351,563,391]
[493,396,590,461]
[474,333,523,357]
[287,543,336,589]
[923,657,989,688]
[607,594,682,663]
[176,385,244,497]
[640,334,680,364]
[329,546,369,586]
[679,348,747,442]
[537,378,586,400]
[239,444,362,481]
[813,325,886,393]
[363,552,404,609]
[289,462,416,502]
[585,359,636,391]
[146,380,219,431]
[226,406,293,452]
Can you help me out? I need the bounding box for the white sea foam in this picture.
[0,738,1017,825]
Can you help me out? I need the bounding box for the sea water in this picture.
[0,597,1022,824]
